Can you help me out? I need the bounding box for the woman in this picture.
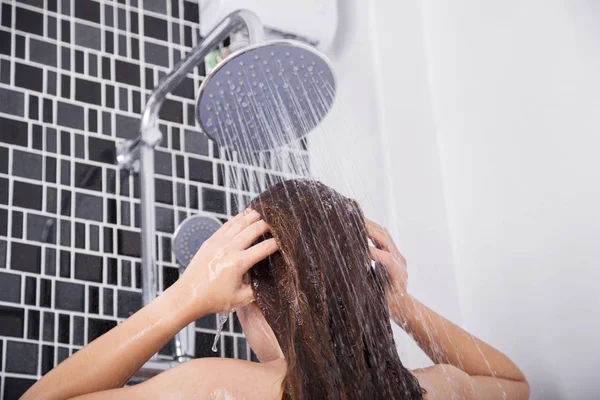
[23,180,529,399]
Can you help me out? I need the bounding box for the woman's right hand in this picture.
[365,219,409,304]
[171,209,278,319]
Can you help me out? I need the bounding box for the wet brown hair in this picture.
[250,179,423,400]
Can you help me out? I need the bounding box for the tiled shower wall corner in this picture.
[0,0,309,398]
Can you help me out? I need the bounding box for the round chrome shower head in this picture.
[196,40,336,152]
[172,215,223,268]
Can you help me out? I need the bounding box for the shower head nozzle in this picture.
[172,215,223,269]
[196,40,336,152]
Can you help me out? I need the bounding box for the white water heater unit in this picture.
[199,0,338,51]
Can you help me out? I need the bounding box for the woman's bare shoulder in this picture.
[412,365,530,400]
[130,357,285,400]
[411,364,471,399]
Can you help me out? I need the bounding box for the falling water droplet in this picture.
[206,119,213,127]
[308,65,314,72]
[229,84,236,90]
[241,101,248,108]
[225,118,233,125]
[212,312,229,352]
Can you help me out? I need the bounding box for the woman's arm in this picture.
[22,284,191,400]
[366,219,530,399]
[23,209,277,400]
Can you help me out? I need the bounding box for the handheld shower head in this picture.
[172,215,223,270]
[196,40,336,152]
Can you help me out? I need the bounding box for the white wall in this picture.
[317,0,600,398]
[420,1,600,399]
[312,0,463,369]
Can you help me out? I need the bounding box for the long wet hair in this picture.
[249,179,423,400]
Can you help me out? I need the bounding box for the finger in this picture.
[365,219,392,251]
[235,285,255,309]
[369,246,394,267]
[232,220,270,250]
[239,238,278,273]
[225,210,261,237]
[220,208,255,231]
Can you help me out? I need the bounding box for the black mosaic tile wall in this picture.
[0,1,309,398]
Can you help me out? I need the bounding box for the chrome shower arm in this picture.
[116,9,265,170]
[118,10,264,365]
[140,9,265,135]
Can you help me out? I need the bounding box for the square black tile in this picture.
[75,78,102,106]
[13,180,43,210]
[0,116,28,147]
[26,213,56,244]
[0,306,25,337]
[6,340,38,374]
[155,206,174,233]
[11,242,41,273]
[117,289,141,318]
[4,377,36,400]
[183,1,199,24]
[15,62,43,92]
[115,59,140,86]
[184,130,210,156]
[196,313,216,329]
[158,98,183,123]
[117,229,140,257]
[75,192,103,222]
[144,15,168,41]
[55,281,85,312]
[195,331,216,358]
[154,150,172,175]
[74,253,103,283]
[75,0,100,23]
[0,272,21,303]
[155,178,173,204]
[88,318,116,342]
[202,188,226,214]
[162,266,179,291]
[188,158,213,184]
[57,101,84,130]
[75,162,103,191]
[89,136,116,163]
[16,7,44,35]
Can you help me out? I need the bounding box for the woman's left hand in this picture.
[170,209,278,319]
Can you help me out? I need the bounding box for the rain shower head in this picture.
[196,40,336,152]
